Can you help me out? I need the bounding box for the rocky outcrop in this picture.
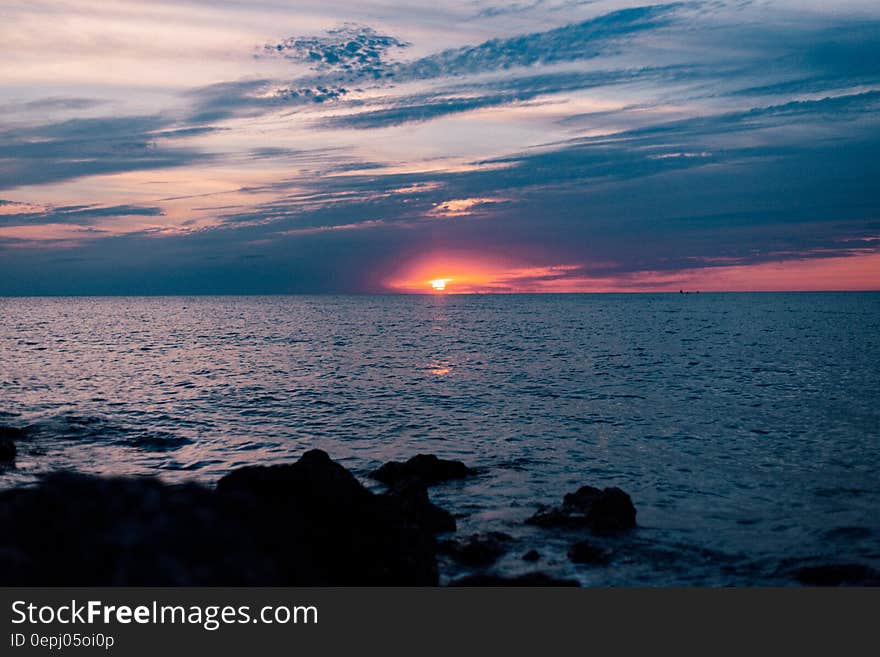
[370,454,473,486]
[527,485,636,534]
[0,449,447,586]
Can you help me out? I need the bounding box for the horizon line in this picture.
[2,290,879,299]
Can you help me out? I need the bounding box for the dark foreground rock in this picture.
[440,532,513,566]
[792,563,880,587]
[0,426,25,464]
[568,540,612,565]
[383,476,456,534]
[527,485,636,533]
[450,573,579,587]
[0,449,447,586]
[0,439,15,464]
[0,425,27,442]
[371,454,473,486]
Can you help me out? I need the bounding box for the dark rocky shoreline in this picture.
[0,444,581,586]
[1,426,878,586]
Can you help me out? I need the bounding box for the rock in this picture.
[0,473,254,586]
[370,454,473,486]
[0,439,15,464]
[568,540,612,565]
[215,449,441,585]
[382,476,456,534]
[527,485,636,533]
[440,532,513,566]
[521,549,541,562]
[0,426,25,464]
[450,572,579,587]
[792,563,880,587]
[217,448,371,508]
[0,449,448,586]
[0,426,27,442]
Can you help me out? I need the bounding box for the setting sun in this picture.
[430,278,452,291]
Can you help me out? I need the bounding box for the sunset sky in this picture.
[1,0,878,293]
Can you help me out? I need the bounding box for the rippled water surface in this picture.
[1,293,878,585]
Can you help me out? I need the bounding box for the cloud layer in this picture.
[0,0,878,293]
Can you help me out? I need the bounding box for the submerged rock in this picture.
[792,563,880,587]
[440,532,513,566]
[527,485,636,533]
[450,572,579,587]
[0,449,446,586]
[370,454,473,486]
[568,540,612,565]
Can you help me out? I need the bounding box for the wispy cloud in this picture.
[0,116,213,190]
[0,201,164,227]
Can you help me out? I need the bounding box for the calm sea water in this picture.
[1,293,878,585]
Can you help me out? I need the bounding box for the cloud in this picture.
[0,97,109,114]
[0,201,164,227]
[262,24,410,79]
[393,4,684,80]
[0,116,212,190]
[185,5,689,128]
[1,1,879,293]
[183,78,353,124]
[428,197,507,217]
[322,65,694,129]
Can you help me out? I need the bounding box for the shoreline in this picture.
[2,437,877,587]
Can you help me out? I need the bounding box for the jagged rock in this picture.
[449,572,579,587]
[527,485,636,533]
[568,540,612,565]
[792,563,880,587]
[370,454,473,486]
[440,532,513,566]
[0,449,446,586]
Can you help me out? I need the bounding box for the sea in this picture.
[1,293,878,585]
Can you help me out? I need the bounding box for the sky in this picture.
[1,0,879,294]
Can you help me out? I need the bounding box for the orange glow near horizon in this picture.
[386,252,530,294]
[385,251,880,294]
